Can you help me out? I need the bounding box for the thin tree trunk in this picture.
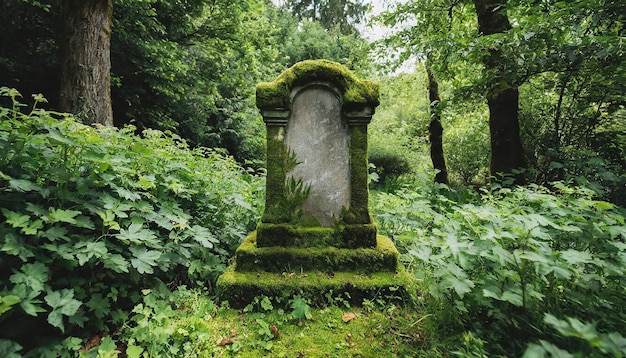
[473,0,526,184]
[426,64,449,185]
[59,0,113,126]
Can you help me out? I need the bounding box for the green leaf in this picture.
[0,295,21,316]
[46,207,82,224]
[1,233,35,260]
[126,344,144,358]
[261,296,273,311]
[45,289,82,332]
[98,336,119,356]
[75,241,108,265]
[8,179,41,192]
[10,262,49,294]
[86,294,111,319]
[0,339,23,358]
[560,249,593,265]
[444,276,475,298]
[2,209,30,229]
[46,127,79,146]
[103,254,130,273]
[130,247,162,274]
[290,296,312,322]
[22,219,43,235]
[118,223,158,245]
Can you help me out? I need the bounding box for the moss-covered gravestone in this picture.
[217,60,412,307]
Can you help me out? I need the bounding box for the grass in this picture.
[105,286,448,357]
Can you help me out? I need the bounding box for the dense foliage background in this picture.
[1,0,625,356]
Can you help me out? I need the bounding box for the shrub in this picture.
[372,182,626,356]
[0,88,263,355]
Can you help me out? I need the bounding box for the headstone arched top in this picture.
[255,60,380,249]
[256,59,380,113]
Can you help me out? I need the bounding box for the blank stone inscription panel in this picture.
[285,87,350,227]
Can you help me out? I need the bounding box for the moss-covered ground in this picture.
[110,286,447,357]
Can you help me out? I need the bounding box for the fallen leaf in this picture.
[230,328,237,336]
[346,333,352,344]
[342,312,356,323]
[217,337,237,346]
[271,324,280,338]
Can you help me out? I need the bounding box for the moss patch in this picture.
[256,59,380,111]
[217,264,414,309]
[235,232,398,273]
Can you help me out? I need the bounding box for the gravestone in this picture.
[217,60,411,307]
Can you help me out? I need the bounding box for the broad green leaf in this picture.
[0,339,23,358]
[443,276,475,298]
[290,296,312,322]
[103,254,130,273]
[46,127,79,146]
[130,247,161,274]
[0,295,21,315]
[115,186,142,201]
[118,223,158,245]
[2,209,30,229]
[501,290,524,307]
[75,241,108,265]
[20,299,46,317]
[8,179,41,192]
[74,215,95,229]
[126,344,144,358]
[22,219,43,235]
[41,226,69,241]
[86,294,111,319]
[46,207,81,224]
[560,249,593,265]
[98,336,119,356]
[10,262,49,294]
[261,296,273,311]
[1,233,35,260]
[519,250,551,264]
[45,289,82,332]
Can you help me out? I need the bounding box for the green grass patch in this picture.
[93,286,444,357]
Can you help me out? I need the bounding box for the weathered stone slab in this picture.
[285,86,350,227]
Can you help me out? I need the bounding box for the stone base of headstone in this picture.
[216,232,414,308]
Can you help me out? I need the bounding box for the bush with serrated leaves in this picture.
[372,182,626,356]
[0,88,263,355]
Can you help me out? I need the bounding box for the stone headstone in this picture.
[216,60,412,308]
[255,59,380,248]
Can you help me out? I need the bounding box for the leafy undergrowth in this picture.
[0,89,262,355]
[373,182,626,357]
[86,285,442,358]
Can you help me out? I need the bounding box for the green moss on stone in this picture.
[256,59,380,110]
[217,264,414,308]
[257,223,342,248]
[345,125,371,224]
[235,232,398,272]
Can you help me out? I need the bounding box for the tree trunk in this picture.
[473,0,526,184]
[426,64,449,185]
[59,0,113,126]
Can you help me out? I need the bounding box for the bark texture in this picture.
[473,0,526,184]
[426,65,449,185]
[59,0,113,126]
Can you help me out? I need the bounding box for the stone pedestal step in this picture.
[216,265,414,308]
[234,232,400,273]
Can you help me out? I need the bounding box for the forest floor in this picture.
[182,304,441,357]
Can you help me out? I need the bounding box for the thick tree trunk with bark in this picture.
[59,0,113,126]
[473,0,526,184]
[426,65,449,185]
